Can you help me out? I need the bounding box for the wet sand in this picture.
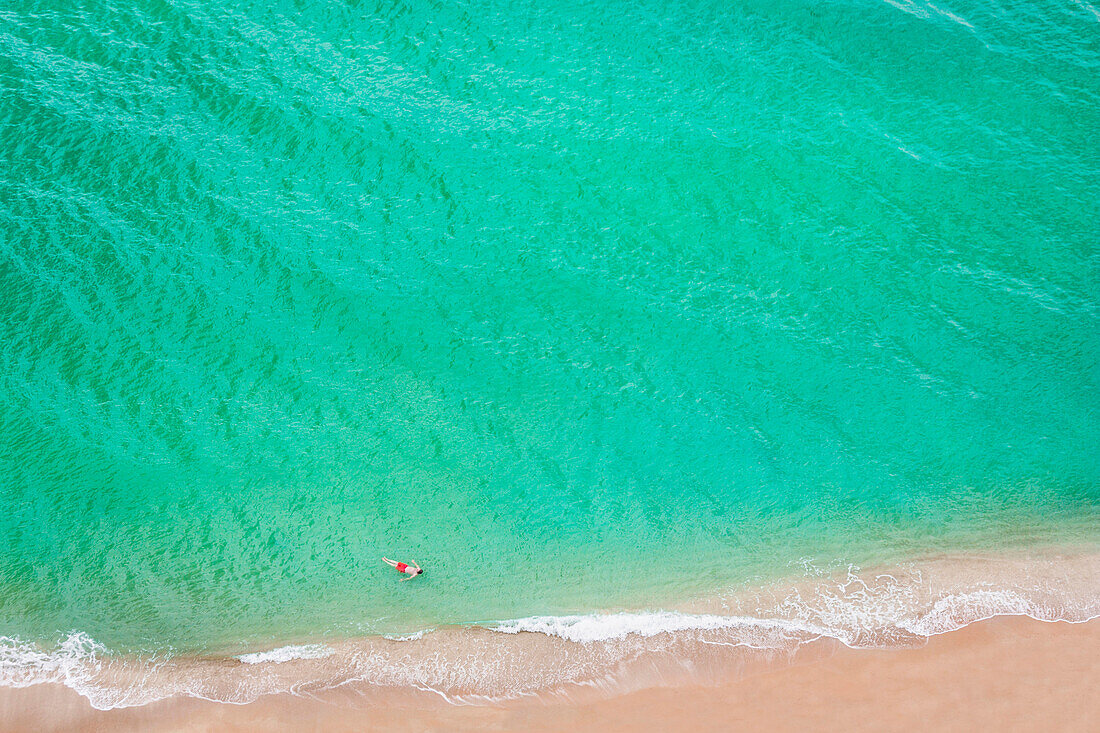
[2,615,1096,732]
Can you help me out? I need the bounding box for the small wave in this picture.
[0,632,104,690]
[382,630,429,642]
[899,588,1080,637]
[236,644,333,664]
[490,611,816,644]
[1,550,1096,710]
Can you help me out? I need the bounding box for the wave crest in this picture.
[236,644,334,665]
[2,550,1097,709]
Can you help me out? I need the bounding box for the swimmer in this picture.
[382,557,423,581]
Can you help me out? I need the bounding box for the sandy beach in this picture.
[3,615,1096,733]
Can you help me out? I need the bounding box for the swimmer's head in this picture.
[417,569,423,575]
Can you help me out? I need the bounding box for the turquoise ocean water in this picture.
[1,0,1097,661]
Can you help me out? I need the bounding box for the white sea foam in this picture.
[0,632,104,690]
[1,552,1096,710]
[383,630,429,642]
[490,612,817,644]
[899,588,1096,637]
[236,644,334,664]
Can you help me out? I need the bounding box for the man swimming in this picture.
[382,557,423,581]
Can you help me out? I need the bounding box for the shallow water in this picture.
[0,0,1097,655]
[3,551,1099,709]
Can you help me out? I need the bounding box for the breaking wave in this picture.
[2,551,1097,710]
[236,645,334,665]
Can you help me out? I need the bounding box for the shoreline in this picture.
[1,545,1097,712]
[3,615,1098,732]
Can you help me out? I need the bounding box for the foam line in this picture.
[489,612,819,643]
[2,553,1096,710]
[236,644,334,664]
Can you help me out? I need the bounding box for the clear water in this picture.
[0,0,1097,653]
